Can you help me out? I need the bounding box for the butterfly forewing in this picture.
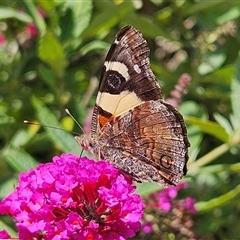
[92,26,162,132]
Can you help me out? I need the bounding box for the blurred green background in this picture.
[1,0,240,239]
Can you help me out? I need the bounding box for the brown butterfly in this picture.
[76,26,190,187]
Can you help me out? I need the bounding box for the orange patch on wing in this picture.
[99,114,111,128]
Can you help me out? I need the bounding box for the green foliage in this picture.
[38,29,68,76]
[1,0,240,239]
[31,96,79,154]
[0,7,31,22]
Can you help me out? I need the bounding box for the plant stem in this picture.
[188,143,229,174]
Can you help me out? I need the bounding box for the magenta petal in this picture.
[0,229,11,239]
[0,154,144,239]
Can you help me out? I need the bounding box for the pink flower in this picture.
[25,22,38,37]
[141,222,153,234]
[166,73,191,108]
[178,197,197,214]
[0,154,145,240]
[0,230,11,239]
[24,8,45,38]
[0,34,7,47]
[84,107,94,133]
[156,196,172,212]
[150,182,196,213]
[139,182,197,238]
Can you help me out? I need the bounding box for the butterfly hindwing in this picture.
[98,100,189,186]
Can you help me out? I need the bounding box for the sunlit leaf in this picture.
[198,52,226,75]
[188,143,229,174]
[82,1,134,38]
[11,124,40,147]
[61,116,74,132]
[229,114,240,133]
[184,1,226,16]
[3,146,38,172]
[214,113,233,135]
[180,101,207,160]
[126,12,172,39]
[38,30,68,77]
[21,0,46,35]
[38,0,56,13]
[0,7,31,22]
[196,184,240,213]
[31,96,80,154]
[65,0,92,38]
[217,6,240,24]
[80,40,109,55]
[38,64,57,92]
[202,65,234,85]
[136,182,161,196]
[186,117,229,143]
[0,220,17,238]
[0,177,18,198]
[231,55,240,130]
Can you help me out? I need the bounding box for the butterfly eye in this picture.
[78,138,88,151]
[81,139,94,151]
[81,143,89,150]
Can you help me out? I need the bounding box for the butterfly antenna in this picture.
[65,109,86,134]
[23,120,80,135]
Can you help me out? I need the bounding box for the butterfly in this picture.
[75,25,190,187]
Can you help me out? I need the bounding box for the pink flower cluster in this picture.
[0,34,7,47]
[151,182,196,213]
[166,73,191,108]
[0,230,11,239]
[0,154,145,239]
[138,182,197,237]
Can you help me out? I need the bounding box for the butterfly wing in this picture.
[100,100,189,186]
[91,25,162,133]
[80,25,190,186]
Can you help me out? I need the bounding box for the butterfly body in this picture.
[75,26,190,187]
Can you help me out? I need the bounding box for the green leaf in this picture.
[202,65,234,85]
[196,183,240,213]
[136,182,161,196]
[38,64,57,93]
[196,162,240,175]
[31,96,80,154]
[188,143,229,174]
[21,0,46,35]
[38,0,56,13]
[180,101,207,160]
[126,12,172,39]
[82,1,134,38]
[198,52,226,75]
[186,117,229,143]
[3,146,38,172]
[64,0,92,38]
[229,114,240,132]
[231,55,240,130]
[217,6,240,24]
[184,1,226,16]
[214,113,233,135]
[0,177,18,198]
[80,40,109,56]
[38,29,68,77]
[0,7,32,22]
[0,220,17,238]
[11,124,40,147]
